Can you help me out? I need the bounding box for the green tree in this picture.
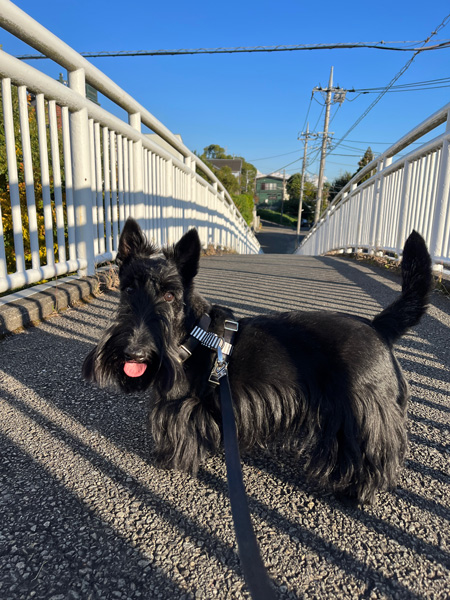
[355,147,376,183]
[202,144,228,160]
[216,165,240,195]
[237,158,257,195]
[285,173,317,223]
[328,171,353,203]
[232,193,254,227]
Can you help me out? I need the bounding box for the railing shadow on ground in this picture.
[0,253,449,599]
[1,315,446,600]
[0,309,250,599]
[0,429,199,600]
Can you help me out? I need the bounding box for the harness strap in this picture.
[179,314,212,362]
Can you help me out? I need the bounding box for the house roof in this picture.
[209,159,243,172]
[256,173,285,181]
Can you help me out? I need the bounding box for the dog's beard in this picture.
[82,318,184,395]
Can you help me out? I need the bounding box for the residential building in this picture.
[255,174,286,205]
[207,159,243,179]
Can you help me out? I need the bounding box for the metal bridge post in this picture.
[368,159,383,254]
[68,68,95,276]
[129,113,145,232]
[395,160,412,257]
[2,78,25,274]
[430,110,450,270]
[373,157,392,253]
[165,158,174,244]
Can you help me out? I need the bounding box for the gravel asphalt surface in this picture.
[0,223,449,600]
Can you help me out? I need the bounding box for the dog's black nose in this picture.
[124,349,146,362]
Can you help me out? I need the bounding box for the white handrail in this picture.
[0,0,236,205]
[0,0,260,295]
[297,102,450,270]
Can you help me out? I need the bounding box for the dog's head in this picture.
[82,218,206,394]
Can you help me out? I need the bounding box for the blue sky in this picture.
[3,0,450,182]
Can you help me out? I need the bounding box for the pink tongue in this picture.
[124,361,147,378]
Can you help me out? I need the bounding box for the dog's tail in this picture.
[371,230,433,345]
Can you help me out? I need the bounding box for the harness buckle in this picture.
[209,357,228,385]
[224,320,239,332]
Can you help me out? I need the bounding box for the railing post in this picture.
[68,68,95,276]
[355,188,365,254]
[395,159,412,256]
[345,182,357,252]
[373,156,392,253]
[2,78,25,273]
[369,159,384,254]
[185,156,195,230]
[129,112,145,229]
[164,158,174,243]
[429,110,450,270]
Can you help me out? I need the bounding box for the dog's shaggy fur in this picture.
[83,218,433,503]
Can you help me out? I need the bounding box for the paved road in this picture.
[0,242,449,599]
[255,220,301,254]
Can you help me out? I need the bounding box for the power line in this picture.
[251,139,421,166]
[300,94,314,134]
[351,75,450,92]
[249,150,300,161]
[299,72,447,173]
[327,11,450,157]
[352,83,450,93]
[266,157,302,176]
[16,39,450,60]
[311,105,325,133]
[342,138,424,145]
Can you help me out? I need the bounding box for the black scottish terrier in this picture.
[83,218,432,504]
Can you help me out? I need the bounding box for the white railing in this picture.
[296,102,450,270]
[0,0,260,295]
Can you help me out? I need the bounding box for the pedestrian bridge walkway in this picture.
[0,4,450,597]
[1,0,450,304]
[0,236,449,599]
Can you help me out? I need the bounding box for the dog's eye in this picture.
[163,292,175,303]
[125,286,135,294]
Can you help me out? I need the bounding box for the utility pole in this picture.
[296,123,320,246]
[280,170,286,224]
[311,67,349,224]
[314,66,334,225]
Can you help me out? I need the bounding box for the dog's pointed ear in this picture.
[117,218,149,264]
[173,228,201,284]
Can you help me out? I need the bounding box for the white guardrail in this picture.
[297,102,450,270]
[0,0,260,295]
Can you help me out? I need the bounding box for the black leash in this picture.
[181,315,277,599]
[218,364,277,600]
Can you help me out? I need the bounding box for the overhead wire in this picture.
[249,150,300,162]
[327,11,450,157]
[16,39,450,60]
[300,94,314,134]
[351,75,450,92]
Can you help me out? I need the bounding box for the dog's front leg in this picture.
[149,390,221,474]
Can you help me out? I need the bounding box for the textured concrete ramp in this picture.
[0,254,449,600]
